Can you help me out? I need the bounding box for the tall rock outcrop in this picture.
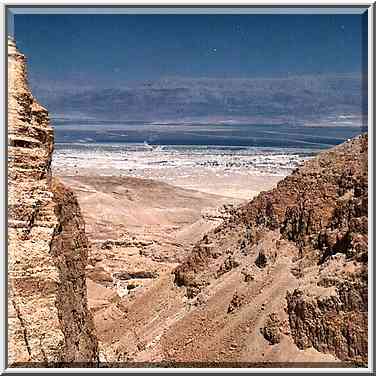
[8,37,98,366]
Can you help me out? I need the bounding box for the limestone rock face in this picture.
[8,37,98,366]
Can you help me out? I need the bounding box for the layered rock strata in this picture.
[7,37,98,366]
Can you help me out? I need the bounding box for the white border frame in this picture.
[0,1,373,373]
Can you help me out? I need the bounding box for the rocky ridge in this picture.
[173,133,368,365]
[84,134,368,367]
[7,37,98,366]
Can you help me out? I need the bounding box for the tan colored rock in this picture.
[8,37,98,366]
[260,313,281,345]
[172,133,368,365]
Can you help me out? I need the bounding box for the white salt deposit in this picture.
[53,143,315,179]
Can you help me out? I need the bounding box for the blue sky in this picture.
[11,12,367,86]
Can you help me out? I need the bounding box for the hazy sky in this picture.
[12,13,367,85]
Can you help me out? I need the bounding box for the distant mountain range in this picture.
[30,75,366,125]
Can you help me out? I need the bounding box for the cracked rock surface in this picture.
[8,37,98,366]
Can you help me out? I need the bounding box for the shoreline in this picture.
[52,142,295,200]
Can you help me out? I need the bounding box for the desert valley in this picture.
[7,32,368,369]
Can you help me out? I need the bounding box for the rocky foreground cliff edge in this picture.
[7,37,98,366]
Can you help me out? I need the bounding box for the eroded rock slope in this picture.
[8,37,98,366]
[172,133,368,365]
[88,134,367,366]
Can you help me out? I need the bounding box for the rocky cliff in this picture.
[7,37,98,366]
[173,134,368,365]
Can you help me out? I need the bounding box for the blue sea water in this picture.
[54,122,364,150]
